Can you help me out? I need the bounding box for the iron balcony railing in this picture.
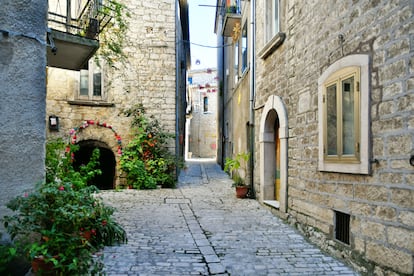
[48,0,113,39]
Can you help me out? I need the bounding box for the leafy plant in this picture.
[224,152,250,187]
[0,238,18,274]
[96,0,130,68]
[2,139,127,274]
[120,104,181,189]
[45,138,102,188]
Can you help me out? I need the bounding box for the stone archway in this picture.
[69,120,122,187]
[259,95,288,213]
[73,140,116,190]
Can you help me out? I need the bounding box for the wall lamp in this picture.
[49,115,59,131]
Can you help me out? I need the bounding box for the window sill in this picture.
[318,161,370,175]
[258,32,286,60]
[68,100,114,107]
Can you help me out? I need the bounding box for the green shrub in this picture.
[2,139,127,274]
[120,104,180,189]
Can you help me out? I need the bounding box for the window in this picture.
[259,0,284,59]
[78,59,104,100]
[265,0,279,44]
[318,54,370,174]
[203,97,208,112]
[324,67,360,162]
[241,22,248,73]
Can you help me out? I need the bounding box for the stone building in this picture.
[215,0,414,274]
[46,0,190,188]
[0,0,47,230]
[186,68,218,159]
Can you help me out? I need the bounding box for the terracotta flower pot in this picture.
[31,256,55,274]
[235,186,248,198]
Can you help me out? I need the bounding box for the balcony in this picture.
[47,0,113,70]
[221,5,241,38]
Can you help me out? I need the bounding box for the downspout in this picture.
[175,0,180,177]
[219,34,225,167]
[248,0,256,198]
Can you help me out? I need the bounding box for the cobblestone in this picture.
[101,159,358,275]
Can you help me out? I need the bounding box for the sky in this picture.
[188,0,218,70]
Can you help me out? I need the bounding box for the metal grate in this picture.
[335,211,350,245]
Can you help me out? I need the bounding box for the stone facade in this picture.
[187,68,218,158]
[0,0,47,233]
[216,0,414,274]
[46,0,189,188]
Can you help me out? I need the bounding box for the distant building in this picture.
[215,0,414,275]
[186,68,218,159]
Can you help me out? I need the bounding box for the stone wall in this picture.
[46,0,180,187]
[0,0,47,234]
[253,0,414,274]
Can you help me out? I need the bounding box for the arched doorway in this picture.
[73,140,116,190]
[259,95,288,213]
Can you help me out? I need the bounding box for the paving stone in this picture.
[101,159,358,275]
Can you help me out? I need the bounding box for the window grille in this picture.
[335,211,350,245]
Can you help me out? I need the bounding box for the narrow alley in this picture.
[101,159,358,275]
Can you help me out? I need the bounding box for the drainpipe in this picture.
[248,0,256,198]
[218,33,225,167]
[175,0,180,177]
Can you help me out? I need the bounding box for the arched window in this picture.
[318,55,371,174]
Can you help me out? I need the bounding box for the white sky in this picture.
[188,0,218,70]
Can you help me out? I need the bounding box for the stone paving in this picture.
[101,159,358,275]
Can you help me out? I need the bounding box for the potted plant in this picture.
[227,5,237,14]
[224,152,250,198]
[2,139,127,274]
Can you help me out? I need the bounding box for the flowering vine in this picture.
[68,120,123,156]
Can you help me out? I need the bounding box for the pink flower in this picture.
[24,192,29,198]
[59,186,65,191]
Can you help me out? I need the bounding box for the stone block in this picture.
[379,172,403,186]
[398,211,414,227]
[318,183,336,194]
[386,39,410,59]
[378,60,405,83]
[374,205,397,222]
[378,100,395,116]
[387,226,414,251]
[366,242,413,274]
[349,201,373,217]
[390,188,414,208]
[386,134,412,155]
[336,184,353,198]
[354,185,388,202]
[353,236,365,254]
[361,221,386,242]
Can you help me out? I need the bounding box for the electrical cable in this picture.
[182,39,233,49]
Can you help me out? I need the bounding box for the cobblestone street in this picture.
[101,159,358,275]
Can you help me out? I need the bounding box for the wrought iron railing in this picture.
[48,0,113,39]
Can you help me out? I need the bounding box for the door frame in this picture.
[259,95,289,213]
